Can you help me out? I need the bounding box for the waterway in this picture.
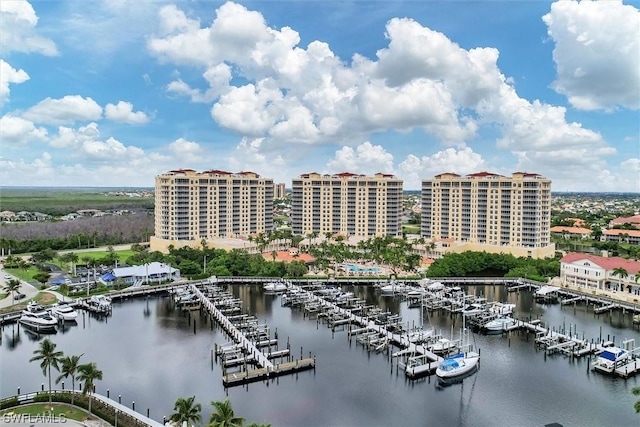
[2,284,640,427]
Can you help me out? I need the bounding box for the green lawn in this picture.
[403,224,420,234]
[73,249,135,262]
[1,402,91,422]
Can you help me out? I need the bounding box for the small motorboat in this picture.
[593,347,630,374]
[380,281,407,296]
[429,337,458,355]
[483,317,517,333]
[263,280,288,293]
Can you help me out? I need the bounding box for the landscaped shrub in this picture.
[0,397,19,409]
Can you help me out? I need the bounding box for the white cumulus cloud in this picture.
[325,142,395,175]
[398,147,487,190]
[22,95,103,125]
[543,0,640,110]
[0,60,30,107]
[0,115,47,143]
[105,101,150,124]
[0,0,57,55]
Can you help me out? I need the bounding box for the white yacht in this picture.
[436,293,480,380]
[49,302,79,322]
[19,304,58,332]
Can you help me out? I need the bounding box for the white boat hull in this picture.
[436,352,480,379]
[49,305,79,322]
[484,318,517,332]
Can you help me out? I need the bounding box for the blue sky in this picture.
[1,0,638,191]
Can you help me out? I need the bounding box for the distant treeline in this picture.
[0,214,153,254]
[0,187,154,215]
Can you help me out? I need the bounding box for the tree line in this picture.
[0,214,153,254]
[425,251,561,281]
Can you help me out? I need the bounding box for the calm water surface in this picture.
[2,284,640,427]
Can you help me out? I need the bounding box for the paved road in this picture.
[0,269,41,310]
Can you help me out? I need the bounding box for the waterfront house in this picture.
[560,253,640,295]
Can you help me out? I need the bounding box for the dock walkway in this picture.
[189,284,315,387]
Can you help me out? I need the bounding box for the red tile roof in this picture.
[603,229,640,237]
[560,252,640,274]
[610,215,640,226]
[261,251,316,264]
[550,226,592,234]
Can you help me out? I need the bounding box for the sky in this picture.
[0,0,639,192]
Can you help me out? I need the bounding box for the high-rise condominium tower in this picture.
[291,172,403,238]
[421,171,554,258]
[152,169,273,249]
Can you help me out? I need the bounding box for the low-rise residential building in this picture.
[550,226,593,239]
[602,229,640,245]
[560,253,640,295]
[610,215,640,227]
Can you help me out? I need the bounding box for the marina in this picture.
[2,282,640,426]
[3,279,640,425]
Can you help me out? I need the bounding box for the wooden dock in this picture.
[222,358,316,386]
[281,284,445,379]
[191,285,315,387]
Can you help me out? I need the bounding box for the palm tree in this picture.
[632,387,640,413]
[208,399,244,427]
[612,267,628,292]
[29,338,64,407]
[77,362,103,414]
[3,279,21,305]
[170,396,202,427]
[56,353,83,406]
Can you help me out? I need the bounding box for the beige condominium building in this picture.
[151,169,273,252]
[291,172,403,238]
[273,183,287,199]
[421,171,555,258]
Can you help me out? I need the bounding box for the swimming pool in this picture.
[342,263,382,273]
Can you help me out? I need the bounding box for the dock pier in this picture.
[190,285,315,387]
